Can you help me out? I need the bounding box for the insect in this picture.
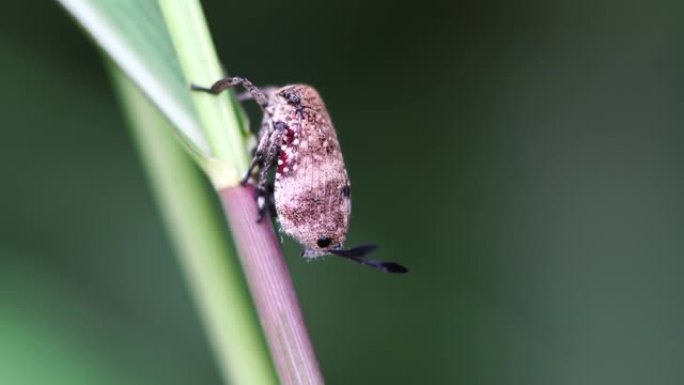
[192,77,407,273]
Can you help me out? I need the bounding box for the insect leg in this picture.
[254,121,287,222]
[266,182,277,218]
[191,77,270,113]
[236,86,279,102]
[254,180,279,222]
[240,120,273,185]
[330,245,409,274]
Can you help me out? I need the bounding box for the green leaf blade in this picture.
[58,0,210,155]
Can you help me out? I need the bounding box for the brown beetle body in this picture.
[192,77,407,273]
[267,85,351,257]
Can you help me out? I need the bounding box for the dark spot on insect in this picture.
[295,106,306,119]
[316,237,332,248]
[280,88,301,106]
[342,185,351,197]
[274,121,288,131]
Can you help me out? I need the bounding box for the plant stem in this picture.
[158,0,324,382]
[109,65,276,385]
[158,0,249,184]
[220,185,325,385]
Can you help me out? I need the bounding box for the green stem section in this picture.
[109,65,276,385]
[159,0,249,186]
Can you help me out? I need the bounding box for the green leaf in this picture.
[57,0,210,156]
[159,0,250,175]
[57,0,277,383]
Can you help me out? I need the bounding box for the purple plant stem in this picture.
[219,185,324,385]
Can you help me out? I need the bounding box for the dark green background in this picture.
[2,1,683,384]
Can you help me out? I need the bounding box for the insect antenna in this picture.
[330,244,408,274]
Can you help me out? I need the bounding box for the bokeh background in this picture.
[2,1,683,384]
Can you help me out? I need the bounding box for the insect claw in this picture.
[256,210,265,223]
[378,262,409,274]
[190,83,211,93]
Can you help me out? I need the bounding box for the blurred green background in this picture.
[2,0,684,384]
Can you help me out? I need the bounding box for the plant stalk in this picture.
[159,0,325,382]
[110,66,276,385]
[220,185,325,385]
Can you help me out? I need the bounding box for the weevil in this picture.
[192,77,407,273]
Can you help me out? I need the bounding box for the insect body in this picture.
[192,77,407,273]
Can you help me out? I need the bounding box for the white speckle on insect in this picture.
[277,159,283,165]
[281,145,287,151]
[293,139,300,145]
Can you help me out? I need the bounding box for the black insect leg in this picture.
[191,77,270,114]
[254,121,287,222]
[253,182,278,221]
[240,121,273,185]
[267,183,277,218]
[254,187,268,223]
[330,245,409,274]
[240,153,262,186]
